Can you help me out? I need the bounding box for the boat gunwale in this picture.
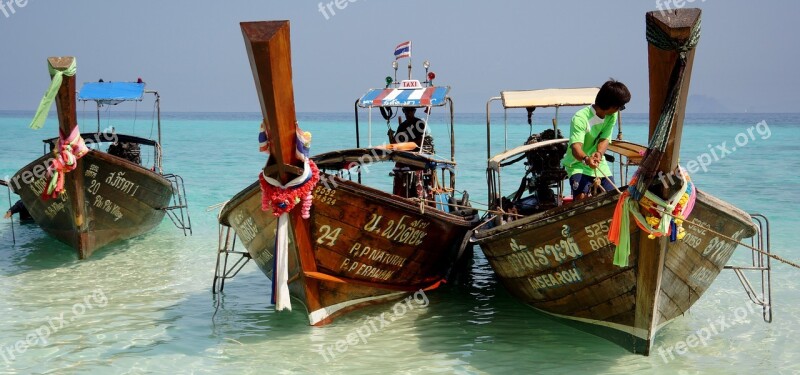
[474,188,757,243]
[219,172,474,228]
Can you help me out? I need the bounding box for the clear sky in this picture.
[0,0,797,113]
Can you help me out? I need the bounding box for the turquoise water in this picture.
[0,109,798,374]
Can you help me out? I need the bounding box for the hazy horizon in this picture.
[1,1,797,114]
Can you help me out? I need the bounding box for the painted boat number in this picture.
[316,225,342,246]
[314,186,337,205]
[584,219,613,251]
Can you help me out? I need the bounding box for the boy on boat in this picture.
[562,79,630,201]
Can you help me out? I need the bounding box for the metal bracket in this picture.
[724,213,772,323]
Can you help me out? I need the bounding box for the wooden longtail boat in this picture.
[214,21,475,325]
[10,57,191,259]
[474,9,770,354]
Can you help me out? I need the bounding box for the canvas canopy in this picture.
[78,82,146,105]
[500,88,599,109]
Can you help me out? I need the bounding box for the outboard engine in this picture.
[512,129,567,213]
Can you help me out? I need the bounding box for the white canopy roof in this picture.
[500,88,599,109]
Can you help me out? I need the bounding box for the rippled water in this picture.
[0,110,798,374]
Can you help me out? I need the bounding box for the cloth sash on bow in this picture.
[608,168,696,267]
[258,157,320,311]
[257,127,318,311]
[30,59,77,130]
[27,58,89,200]
[42,126,89,200]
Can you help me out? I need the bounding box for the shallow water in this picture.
[0,110,797,374]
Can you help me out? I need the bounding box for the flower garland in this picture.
[258,127,319,312]
[258,159,320,218]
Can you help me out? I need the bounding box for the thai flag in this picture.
[394,41,411,59]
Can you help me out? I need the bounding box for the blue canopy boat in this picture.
[10,57,191,259]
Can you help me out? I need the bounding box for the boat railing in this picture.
[724,213,773,323]
[162,173,193,236]
[212,222,250,295]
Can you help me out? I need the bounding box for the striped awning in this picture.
[358,86,449,108]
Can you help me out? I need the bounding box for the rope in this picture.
[678,215,800,271]
[646,17,702,54]
[596,168,621,194]
[206,201,229,212]
[635,16,702,198]
[412,197,522,218]
[155,143,164,174]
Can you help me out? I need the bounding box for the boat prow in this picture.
[213,21,476,325]
[473,8,770,355]
[11,57,191,258]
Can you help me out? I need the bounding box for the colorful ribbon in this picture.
[608,168,696,267]
[30,59,77,130]
[259,156,320,311]
[42,126,89,200]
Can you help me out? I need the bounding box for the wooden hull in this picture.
[474,189,757,354]
[220,174,473,325]
[11,150,173,258]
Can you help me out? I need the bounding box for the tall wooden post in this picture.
[240,21,322,313]
[241,21,304,182]
[49,56,89,256]
[634,8,701,355]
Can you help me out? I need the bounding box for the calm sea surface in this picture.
[0,110,798,374]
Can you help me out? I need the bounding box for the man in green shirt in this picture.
[562,80,631,201]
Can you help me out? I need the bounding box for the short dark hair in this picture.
[595,79,631,110]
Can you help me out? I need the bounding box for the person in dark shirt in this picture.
[392,107,428,151]
[4,200,33,221]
